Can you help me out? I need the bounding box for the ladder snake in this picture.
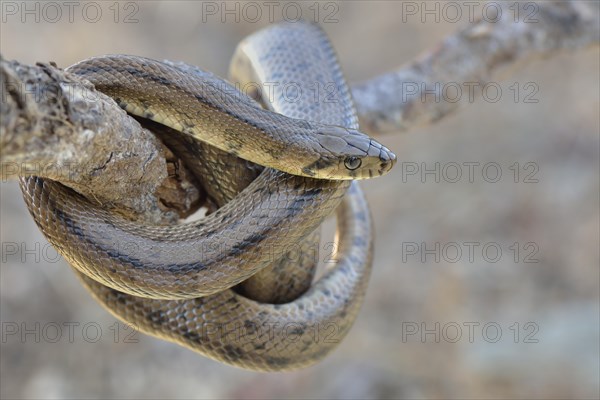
[19,22,396,371]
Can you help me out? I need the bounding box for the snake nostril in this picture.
[382,149,396,164]
[379,151,396,172]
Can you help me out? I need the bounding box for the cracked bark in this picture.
[0,56,202,224]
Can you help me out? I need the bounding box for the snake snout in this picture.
[375,143,397,176]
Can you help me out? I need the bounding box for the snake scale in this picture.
[19,22,396,370]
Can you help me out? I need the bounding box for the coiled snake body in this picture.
[20,23,396,370]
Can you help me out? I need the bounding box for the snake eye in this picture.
[344,156,362,171]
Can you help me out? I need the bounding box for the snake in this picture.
[19,22,396,370]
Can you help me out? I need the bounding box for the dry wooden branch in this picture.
[0,56,202,223]
[352,1,600,133]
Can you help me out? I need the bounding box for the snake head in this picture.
[310,126,396,180]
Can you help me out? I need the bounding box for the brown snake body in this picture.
[19,22,394,370]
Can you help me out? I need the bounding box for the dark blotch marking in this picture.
[222,344,241,361]
[264,356,293,368]
[225,141,243,157]
[146,310,166,325]
[231,232,265,254]
[53,208,85,240]
[204,229,217,237]
[176,312,187,322]
[123,67,173,86]
[244,320,258,335]
[301,167,316,177]
[168,262,207,273]
[303,158,336,175]
[227,297,238,305]
[265,146,281,160]
[289,187,322,213]
[288,325,305,336]
[226,140,243,151]
[182,329,201,341]
[182,120,196,129]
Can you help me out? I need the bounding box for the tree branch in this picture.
[352,1,600,133]
[0,56,202,224]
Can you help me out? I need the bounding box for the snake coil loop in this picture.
[20,22,395,371]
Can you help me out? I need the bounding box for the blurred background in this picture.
[1,1,598,399]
